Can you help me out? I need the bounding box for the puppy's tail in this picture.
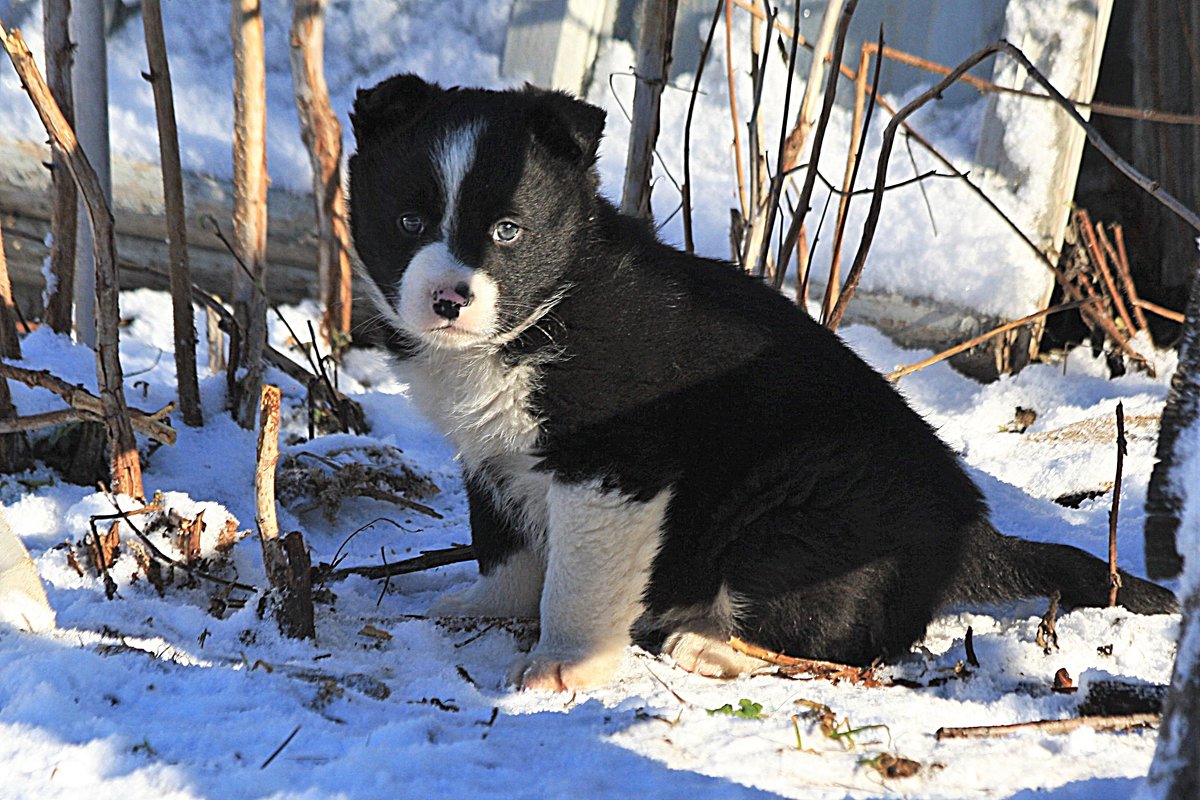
[948,521,1177,615]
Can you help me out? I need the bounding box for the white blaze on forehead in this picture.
[434,121,484,239]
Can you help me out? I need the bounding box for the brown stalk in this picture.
[621,0,679,220]
[1102,223,1148,332]
[0,217,30,471]
[1134,297,1185,324]
[1108,402,1126,607]
[1076,209,1136,335]
[823,44,870,319]
[230,0,270,430]
[723,0,749,222]
[41,0,76,335]
[936,713,1159,740]
[887,299,1098,382]
[681,1,724,253]
[0,218,21,362]
[290,0,352,349]
[773,0,858,292]
[0,361,177,444]
[740,1,785,278]
[323,544,475,582]
[823,32,882,323]
[256,384,315,639]
[729,636,879,684]
[2,24,143,498]
[142,0,203,427]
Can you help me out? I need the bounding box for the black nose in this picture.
[432,282,473,321]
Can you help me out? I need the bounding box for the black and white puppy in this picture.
[347,75,1175,691]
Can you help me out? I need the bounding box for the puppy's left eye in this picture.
[492,220,522,244]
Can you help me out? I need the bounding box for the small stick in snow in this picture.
[322,545,475,583]
[729,636,880,685]
[965,626,979,669]
[1036,591,1061,654]
[1108,402,1126,607]
[935,713,1159,740]
[260,724,301,769]
[256,385,315,639]
[887,299,1099,382]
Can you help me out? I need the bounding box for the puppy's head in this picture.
[348,74,606,350]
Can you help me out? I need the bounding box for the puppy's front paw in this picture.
[506,648,621,692]
[428,586,485,618]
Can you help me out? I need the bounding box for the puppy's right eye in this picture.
[398,214,425,236]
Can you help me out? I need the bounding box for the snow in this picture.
[0,1,1188,798]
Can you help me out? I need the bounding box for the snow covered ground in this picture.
[0,1,1187,798]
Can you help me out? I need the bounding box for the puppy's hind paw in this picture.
[506,648,621,692]
[661,631,772,678]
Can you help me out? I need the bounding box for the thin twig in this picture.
[824,32,882,322]
[729,636,879,684]
[1077,209,1136,335]
[681,0,724,253]
[260,724,301,769]
[1133,297,1185,324]
[936,713,1159,740]
[323,545,475,583]
[1108,402,1126,607]
[724,0,749,222]
[0,361,177,444]
[773,0,858,291]
[886,299,1099,381]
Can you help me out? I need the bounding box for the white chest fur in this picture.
[405,346,550,544]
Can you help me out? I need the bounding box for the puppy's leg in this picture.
[428,546,544,618]
[508,480,668,691]
[430,473,544,618]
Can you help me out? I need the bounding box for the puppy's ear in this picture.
[524,89,606,166]
[351,73,442,143]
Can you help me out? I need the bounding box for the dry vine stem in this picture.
[143,0,203,427]
[230,0,270,430]
[681,0,723,253]
[621,0,678,220]
[1,24,144,498]
[41,0,76,335]
[290,0,353,348]
[0,362,176,444]
[774,0,858,291]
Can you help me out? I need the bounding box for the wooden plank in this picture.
[0,136,319,310]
